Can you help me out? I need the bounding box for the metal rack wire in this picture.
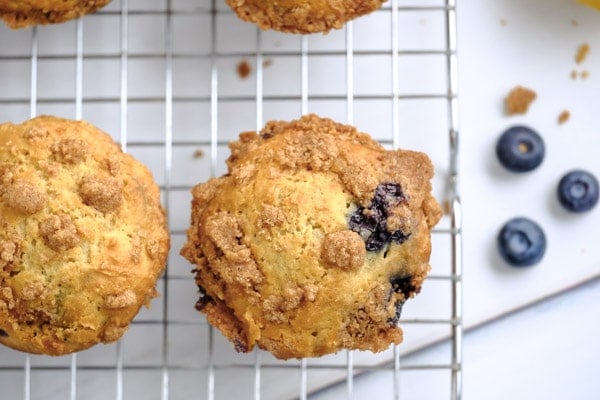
[0,0,462,398]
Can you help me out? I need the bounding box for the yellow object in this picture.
[579,0,600,10]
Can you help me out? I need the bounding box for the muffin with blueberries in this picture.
[0,0,112,29]
[0,115,169,355]
[180,114,442,360]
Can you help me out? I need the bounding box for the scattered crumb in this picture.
[571,69,591,80]
[571,19,579,26]
[500,19,507,26]
[575,43,590,64]
[558,110,571,125]
[237,60,251,79]
[193,149,204,159]
[442,199,451,215]
[571,70,579,80]
[505,85,537,116]
[263,59,273,68]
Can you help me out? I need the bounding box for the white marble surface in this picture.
[311,277,600,400]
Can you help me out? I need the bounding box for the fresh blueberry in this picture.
[557,170,599,213]
[497,217,546,267]
[496,125,545,172]
[348,183,411,252]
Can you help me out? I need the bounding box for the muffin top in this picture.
[0,115,169,355]
[0,0,112,29]
[181,114,441,359]
[225,0,386,34]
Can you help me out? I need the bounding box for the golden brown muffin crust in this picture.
[0,0,112,29]
[181,114,442,359]
[226,0,386,34]
[0,116,169,355]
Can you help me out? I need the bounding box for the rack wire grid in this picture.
[0,0,462,399]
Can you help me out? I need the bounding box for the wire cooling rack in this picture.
[0,0,462,398]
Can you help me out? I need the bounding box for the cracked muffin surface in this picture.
[226,0,386,34]
[181,114,441,360]
[0,0,112,29]
[0,115,169,355]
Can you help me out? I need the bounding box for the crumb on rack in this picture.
[581,70,590,79]
[263,59,273,68]
[571,19,579,26]
[193,149,204,159]
[237,60,251,79]
[558,110,571,125]
[575,43,590,64]
[505,85,537,116]
[441,199,451,215]
[500,18,507,26]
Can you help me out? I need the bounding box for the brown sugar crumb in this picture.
[263,58,273,68]
[39,214,80,252]
[102,324,128,342]
[321,230,365,270]
[21,281,45,301]
[575,43,590,64]
[3,181,46,215]
[505,85,537,116]
[258,204,285,229]
[51,138,89,164]
[146,239,162,260]
[263,283,318,323]
[129,233,143,263]
[104,156,121,176]
[237,60,252,79]
[558,110,571,125]
[499,18,507,26]
[79,175,123,213]
[571,19,579,26]
[104,290,138,309]
[0,240,19,269]
[38,160,61,177]
[22,126,49,142]
[204,211,264,288]
[581,70,590,79]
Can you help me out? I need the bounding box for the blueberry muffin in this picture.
[0,0,112,29]
[0,116,169,355]
[180,114,442,359]
[226,0,386,34]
